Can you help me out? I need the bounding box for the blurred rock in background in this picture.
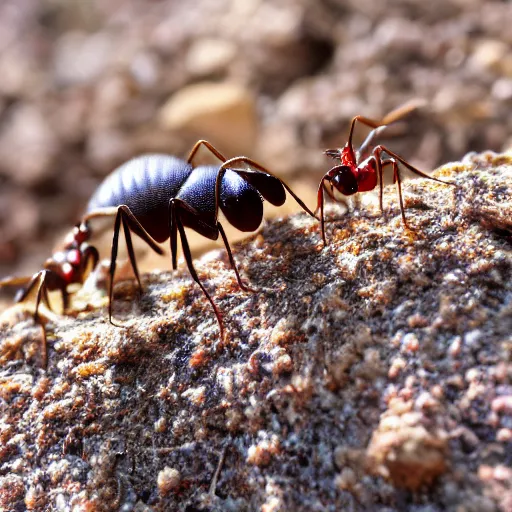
[0,0,511,287]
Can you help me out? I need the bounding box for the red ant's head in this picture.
[72,222,91,246]
[52,222,96,285]
[329,165,358,196]
[62,222,91,250]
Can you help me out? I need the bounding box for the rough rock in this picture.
[0,152,511,511]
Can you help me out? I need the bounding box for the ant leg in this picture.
[317,179,328,246]
[357,126,387,162]
[3,270,53,367]
[347,116,382,150]
[377,157,385,212]
[121,214,143,295]
[93,206,163,257]
[170,199,224,339]
[82,206,119,223]
[376,157,412,228]
[108,209,123,326]
[107,206,163,325]
[82,246,100,284]
[168,198,204,270]
[348,101,424,150]
[187,140,227,165]
[217,222,257,293]
[220,156,317,219]
[169,200,179,271]
[0,275,32,290]
[380,100,426,126]
[12,271,47,305]
[32,271,51,368]
[61,289,70,313]
[84,246,100,271]
[316,172,356,246]
[387,158,410,228]
[83,208,165,257]
[373,145,456,187]
[41,280,53,312]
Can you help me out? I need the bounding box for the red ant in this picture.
[317,102,456,245]
[0,223,98,367]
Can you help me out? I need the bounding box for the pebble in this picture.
[159,82,258,155]
[157,467,181,495]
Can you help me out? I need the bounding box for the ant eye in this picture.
[332,166,358,196]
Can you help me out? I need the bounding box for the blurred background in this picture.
[0,0,511,291]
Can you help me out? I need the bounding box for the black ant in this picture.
[82,140,316,339]
[0,223,99,367]
[317,102,456,245]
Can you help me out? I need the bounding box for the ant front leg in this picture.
[169,198,225,340]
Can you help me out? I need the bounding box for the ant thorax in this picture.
[355,157,378,193]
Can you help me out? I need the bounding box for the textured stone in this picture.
[0,154,511,510]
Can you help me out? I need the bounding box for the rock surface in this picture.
[0,153,511,511]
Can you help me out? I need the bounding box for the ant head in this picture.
[330,165,358,196]
[73,222,91,245]
[62,222,91,249]
[47,247,85,284]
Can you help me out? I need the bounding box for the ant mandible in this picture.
[82,140,316,339]
[317,102,456,245]
[0,223,99,367]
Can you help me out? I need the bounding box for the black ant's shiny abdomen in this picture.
[87,154,193,243]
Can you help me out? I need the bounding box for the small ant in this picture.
[82,140,316,339]
[0,223,99,367]
[317,103,456,245]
